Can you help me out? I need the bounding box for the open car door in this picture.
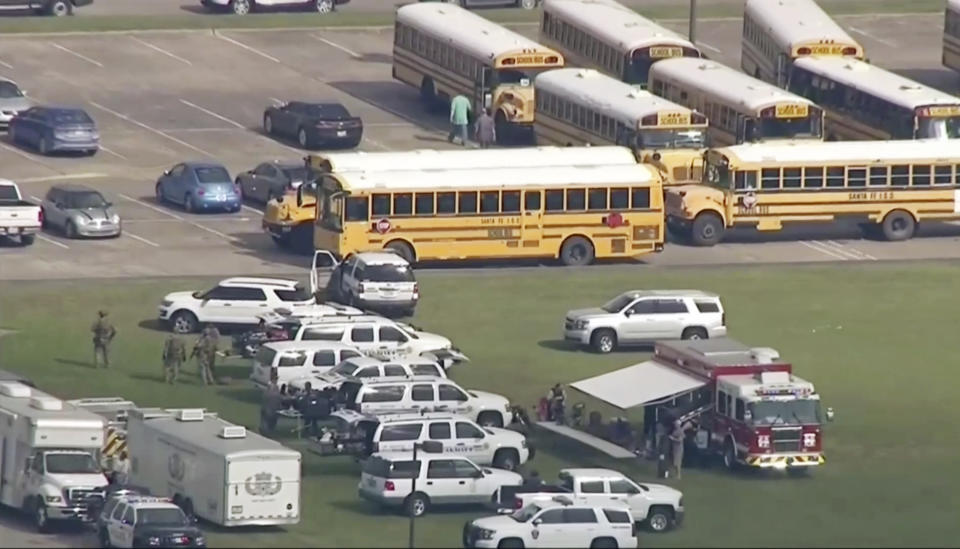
[310,250,339,296]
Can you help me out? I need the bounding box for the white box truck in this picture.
[125,408,301,527]
[0,382,109,532]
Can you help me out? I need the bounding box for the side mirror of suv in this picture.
[623,310,633,317]
[472,470,484,479]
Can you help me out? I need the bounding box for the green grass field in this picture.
[0,0,944,34]
[1,262,958,547]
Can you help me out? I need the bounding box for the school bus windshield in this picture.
[496,68,549,86]
[917,116,960,139]
[756,115,822,141]
[639,128,707,149]
[319,186,344,233]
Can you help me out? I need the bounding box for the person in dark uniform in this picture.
[260,380,283,435]
[162,335,187,384]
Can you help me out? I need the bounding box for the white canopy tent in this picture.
[570,360,706,410]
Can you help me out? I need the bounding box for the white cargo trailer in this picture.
[125,408,301,527]
[0,382,109,532]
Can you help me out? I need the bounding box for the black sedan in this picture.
[263,101,362,149]
[235,161,312,204]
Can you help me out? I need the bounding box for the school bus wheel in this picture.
[559,236,595,266]
[690,212,724,247]
[881,210,916,242]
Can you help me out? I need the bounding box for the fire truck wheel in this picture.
[722,440,738,470]
[590,329,617,354]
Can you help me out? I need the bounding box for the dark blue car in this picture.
[155,161,241,213]
[8,106,99,156]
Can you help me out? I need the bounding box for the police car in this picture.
[98,495,205,548]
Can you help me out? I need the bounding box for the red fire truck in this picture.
[652,338,827,472]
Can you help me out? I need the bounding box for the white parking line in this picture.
[0,58,12,69]
[363,137,390,151]
[268,97,283,105]
[848,26,897,47]
[241,204,263,215]
[89,101,214,158]
[37,234,69,249]
[124,231,160,247]
[821,240,877,260]
[696,41,722,54]
[116,193,238,242]
[799,240,849,260]
[19,173,108,183]
[123,216,251,223]
[51,43,104,67]
[0,142,49,165]
[29,195,42,202]
[311,34,362,59]
[214,31,280,63]
[130,36,192,66]
[99,146,128,161]
[188,222,236,241]
[178,99,246,129]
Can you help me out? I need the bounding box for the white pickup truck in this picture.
[493,468,684,533]
[0,179,41,246]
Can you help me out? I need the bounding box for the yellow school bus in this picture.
[539,0,701,87]
[263,147,639,250]
[665,139,960,246]
[393,3,564,143]
[649,58,824,146]
[788,56,960,140]
[534,68,708,185]
[312,164,664,266]
[945,0,960,72]
[741,0,863,87]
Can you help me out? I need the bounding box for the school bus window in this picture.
[934,165,952,185]
[415,193,434,215]
[563,100,572,119]
[566,189,586,210]
[891,165,909,187]
[524,191,541,211]
[372,194,390,217]
[847,168,866,188]
[783,168,802,189]
[587,188,608,210]
[803,167,824,188]
[868,166,888,187]
[502,191,521,213]
[545,189,564,211]
[955,165,960,184]
[593,112,602,131]
[480,191,499,213]
[436,192,456,215]
[826,167,845,188]
[346,197,369,222]
[912,165,931,186]
[610,188,629,210]
[631,188,650,209]
[761,168,780,190]
[459,191,478,214]
[393,193,413,215]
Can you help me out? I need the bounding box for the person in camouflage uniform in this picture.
[91,310,116,368]
[162,334,187,384]
[193,325,220,385]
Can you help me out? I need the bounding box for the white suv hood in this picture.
[469,390,510,409]
[163,290,198,305]
[480,467,523,485]
[472,514,523,531]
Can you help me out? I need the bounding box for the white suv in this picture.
[367,413,530,470]
[158,277,355,334]
[464,499,637,549]
[340,378,512,427]
[288,355,447,393]
[359,452,522,518]
[250,341,365,390]
[314,250,419,316]
[290,316,468,367]
[563,290,726,353]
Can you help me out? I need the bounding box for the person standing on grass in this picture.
[192,325,220,385]
[91,310,116,369]
[669,419,686,479]
[448,94,472,146]
[162,334,186,385]
[260,380,283,435]
[475,108,496,148]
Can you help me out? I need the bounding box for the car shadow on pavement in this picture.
[230,231,311,271]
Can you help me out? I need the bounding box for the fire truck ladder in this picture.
[677,402,713,424]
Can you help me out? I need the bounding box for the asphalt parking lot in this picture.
[1,13,959,283]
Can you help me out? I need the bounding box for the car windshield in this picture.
[138,508,189,526]
[510,504,543,522]
[330,362,359,376]
[281,167,309,183]
[51,110,92,125]
[66,191,108,209]
[195,167,230,184]
[306,104,350,119]
[601,294,634,313]
[45,452,100,474]
[749,400,822,426]
[361,265,415,283]
[0,81,23,98]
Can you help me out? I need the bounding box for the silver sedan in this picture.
[40,183,121,238]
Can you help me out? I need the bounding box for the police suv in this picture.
[98,495,205,548]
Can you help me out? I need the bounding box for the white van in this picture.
[250,341,364,390]
[338,378,512,428]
